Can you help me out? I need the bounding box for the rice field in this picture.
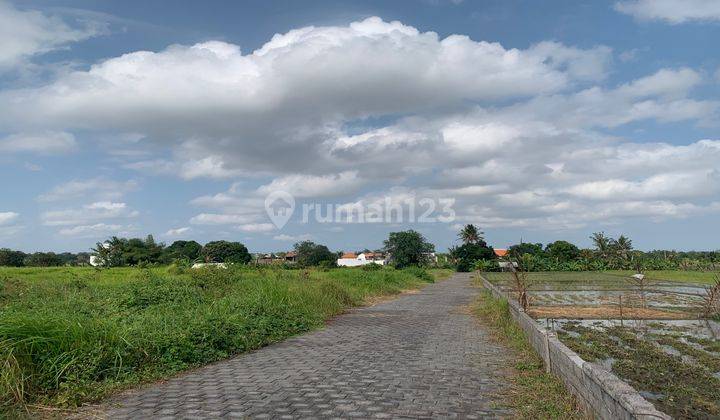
[481,270,720,418]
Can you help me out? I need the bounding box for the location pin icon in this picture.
[265,190,295,229]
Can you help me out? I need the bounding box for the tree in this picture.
[545,240,580,262]
[458,224,483,244]
[383,230,435,268]
[508,242,544,257]
[451,242,495,272]
[164,240,202,262]
[24,252,62,267]
[294,241,336,267]
[614,235,633,260]
[201,241,251,264]
[590,232,611,258]
[0,248,26,267]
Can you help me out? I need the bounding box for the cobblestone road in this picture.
[94,273,513,419]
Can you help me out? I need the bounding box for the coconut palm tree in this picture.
[458,224,484,244]
[615,235,633,260]
[590,231,610,258]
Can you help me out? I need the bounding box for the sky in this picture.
[0,0,719,253]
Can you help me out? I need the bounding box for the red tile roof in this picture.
[494,249,509,257]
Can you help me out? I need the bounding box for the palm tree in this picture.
[615,235,633,260]
[458,224,484,244]
[590,231,610,258]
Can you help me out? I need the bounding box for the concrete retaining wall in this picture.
[479,275,670,420]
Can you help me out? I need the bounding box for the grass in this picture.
[609,270,719,285]
[0,265,446,414]
[472,287,586,419]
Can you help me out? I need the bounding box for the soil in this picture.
[528,305,692,320]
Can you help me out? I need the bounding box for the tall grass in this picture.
[0,265,437,411]
[473,288,586,419]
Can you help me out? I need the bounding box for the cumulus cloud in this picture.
[38,178,139,202]
[0,17,611,177]
[256,171,363,198]
[0,212,19,226]
[615,0,720,24]
[0,131,77,154]
[0,0,104,69]
[41,201,139,226]
[273,233,312,241]
[1,16,718,233]
[164,227,191,236]
[236,223,275,233]
[58,223,128,237]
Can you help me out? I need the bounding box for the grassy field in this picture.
[472,288,586,419]
[0,265,450,413]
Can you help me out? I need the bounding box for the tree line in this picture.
[448,224,720,272]
[0,230,438,269]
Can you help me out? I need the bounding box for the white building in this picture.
[337,252,387,267]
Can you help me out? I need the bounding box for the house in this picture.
[284,251,298,263]
[256,253,283,264]
[337,251,387,267]
[494,249,509,258]
[493,248,518,269]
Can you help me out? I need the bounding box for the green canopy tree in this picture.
[383,230,435,268]
[201,241,251,264]
[545,240,580,262]
[294,241,336,267]
[163,240,202,262]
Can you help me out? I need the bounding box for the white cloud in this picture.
[273,233,312,241]
[0,131,77,154]
[256,171,362,198]
[615,0,720,23]
[0,212,19,226]
[38,178,138,202]
[189,213,262,225]
[1,15,718,233]
[0,0,103,69]
[58,223,127,237]
[0,17,610,178]
[236,223,275,232]
[41,201,139,226]
[164,227,191,236]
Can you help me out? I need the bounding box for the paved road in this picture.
[94,273,513,419]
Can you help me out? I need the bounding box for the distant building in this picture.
[337,251,387,267]
[494,249,509,258]
[284,251,298,263]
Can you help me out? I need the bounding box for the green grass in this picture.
[0,265,441,413]
[609,270,719,285]
[472,287,586,419]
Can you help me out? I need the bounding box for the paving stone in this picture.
[83,274,513,418]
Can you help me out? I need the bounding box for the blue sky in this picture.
[1,0,719,253]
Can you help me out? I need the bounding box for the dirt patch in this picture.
[528,305,692,320]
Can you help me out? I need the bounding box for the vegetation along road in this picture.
[85,273,513,418]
